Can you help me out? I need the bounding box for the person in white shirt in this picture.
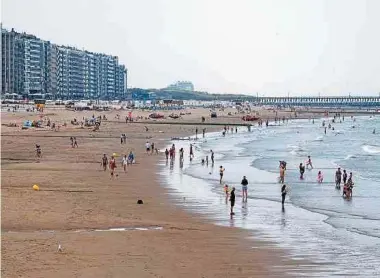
[145,142,151,154]
[122,155,128,173]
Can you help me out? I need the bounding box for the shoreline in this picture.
[1,107,300,277]
[3,107,372,277]
[161,115,380,276]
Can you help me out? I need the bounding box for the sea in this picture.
[159,115,380,277]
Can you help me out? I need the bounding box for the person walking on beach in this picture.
[151,142,155,155]
[189,144,194,159]
[306,156,313,169]
[127,151,134,165]
[195,128,198,139]
[202,128,206,138]
[229,187,236,215]
[335,168,342,189]
[219,166,225,184]
[70,137,74,147]
[36,144,42,160]
[145,141,151,154]
[73,137,78,148]
[101,154,108,171]
[109,156,117,178]
[299,163,305,179]
[122,154,128,173]
[281,184,287,209]
[211,150,214,165]
[241,176,248,202]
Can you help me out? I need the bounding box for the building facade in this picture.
[166,81,194,91]
[1,27,127,100]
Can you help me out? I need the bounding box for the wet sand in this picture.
[2,107,302,277]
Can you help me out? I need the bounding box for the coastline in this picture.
[159,114,380,277]
[1,107,303,277]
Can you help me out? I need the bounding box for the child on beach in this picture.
[306,156,313,169]
[224,184,229,202]
[101,154,108,171]
[317,171,323,183]
[279,166,285,184]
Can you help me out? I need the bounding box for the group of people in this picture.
[145,141,158,155]
[165,144,176,160]
[69,137,78,148]
[223,175,249,215]
[335,168,354,198]
[279,156,355,199]
[101,151,135,178]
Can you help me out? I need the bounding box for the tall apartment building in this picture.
[1,27,127,100]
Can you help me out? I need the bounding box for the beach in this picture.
[161,114,380,277]
[1,107,305,278]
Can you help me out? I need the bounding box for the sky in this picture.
[2,0,380,96]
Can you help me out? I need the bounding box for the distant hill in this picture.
[128,88,255,101]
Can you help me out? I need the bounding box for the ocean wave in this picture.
[314,136,324,142]
[344,154,356,160]
[362,145,380,154]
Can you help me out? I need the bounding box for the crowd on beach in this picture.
[163,112,364,217]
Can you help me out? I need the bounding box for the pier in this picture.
[253,96,380,108]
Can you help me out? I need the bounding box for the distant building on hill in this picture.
[166,81,194,91]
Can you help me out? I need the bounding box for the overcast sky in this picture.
[2,0,380,96]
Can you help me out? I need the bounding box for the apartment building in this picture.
[1,27,127,100]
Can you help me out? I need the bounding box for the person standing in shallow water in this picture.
[335,168,342,189]
[299,163,305,179]
[281,184,287,208]
[343,169,347,184]
[229,187,236,215]
[219,166,225,184]
[241,176,248,202]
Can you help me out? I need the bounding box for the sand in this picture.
[1,107,302,277]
